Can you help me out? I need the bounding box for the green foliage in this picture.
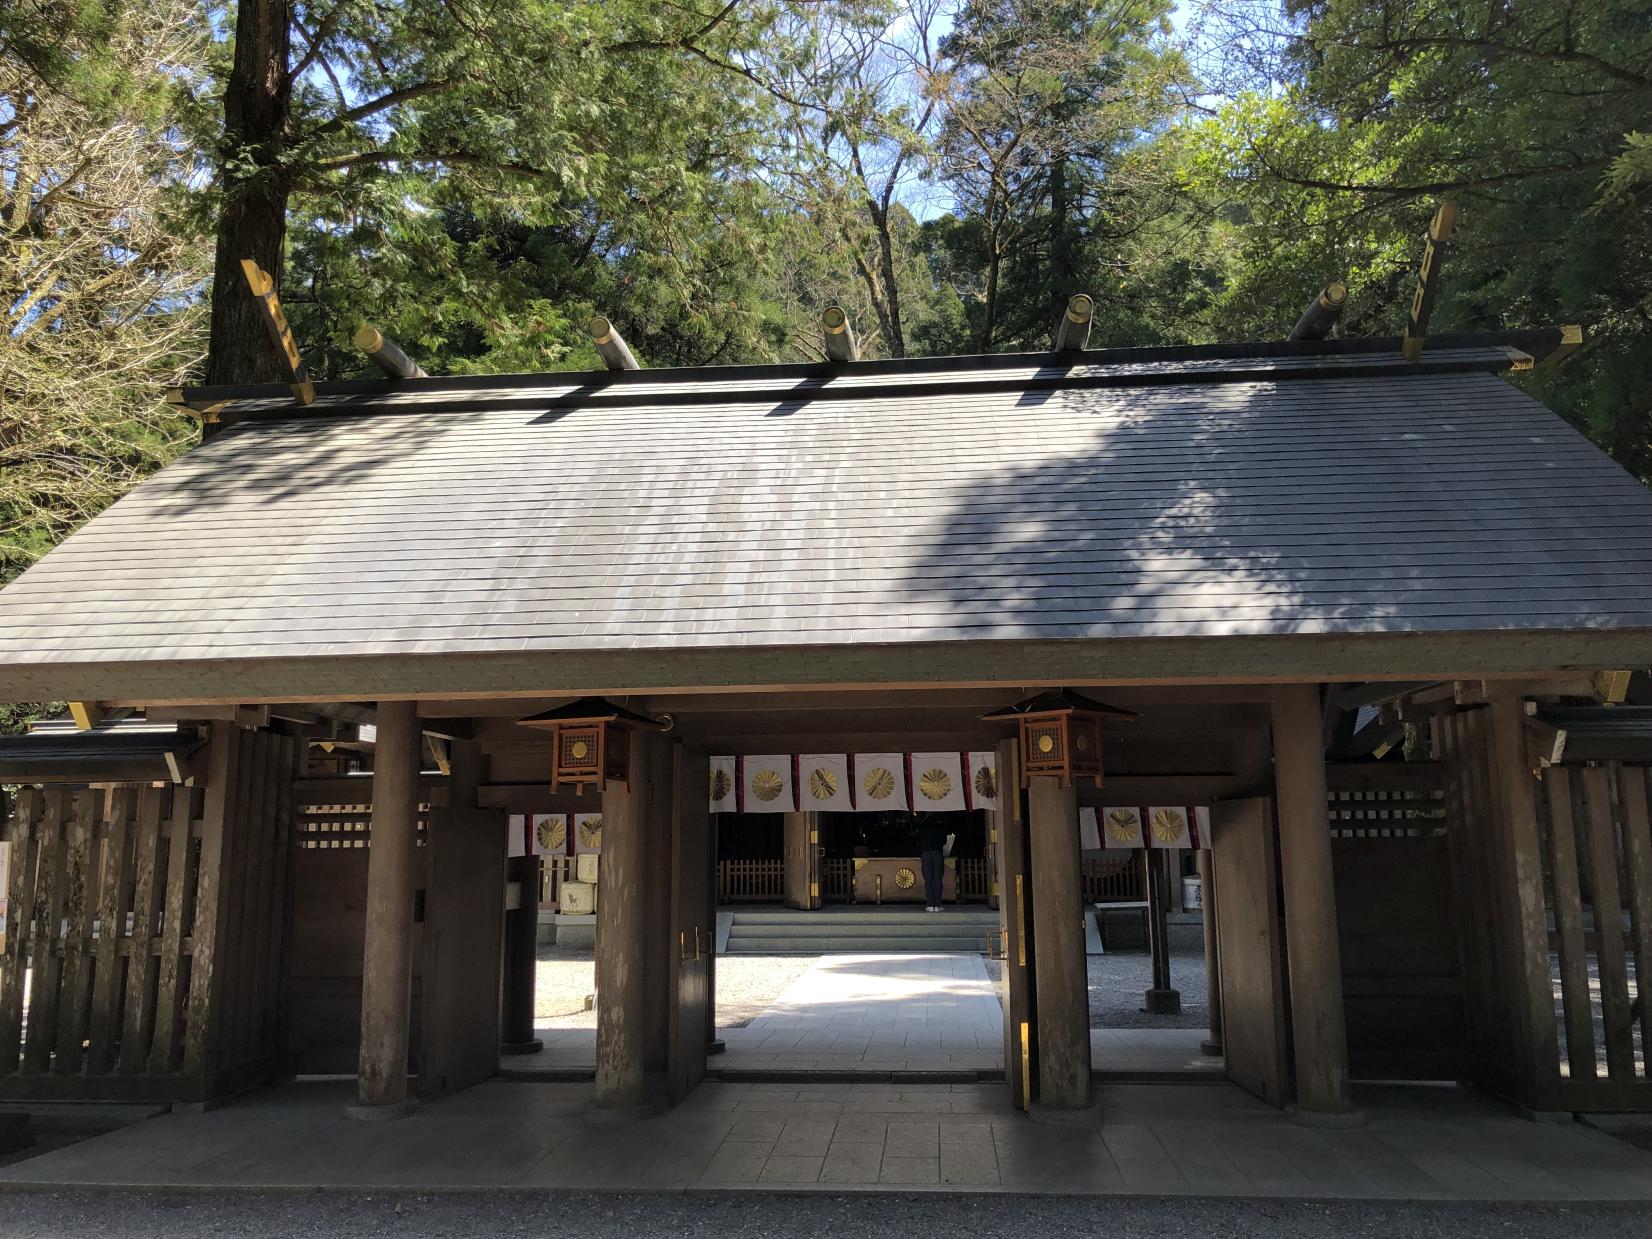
[1180,0,1652,475]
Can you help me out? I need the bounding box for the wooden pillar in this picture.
[1027,776,1090,1108]
[1197,847,1223,1055]
[994,739,1036,1110]
[1486,687,1563,1095]
[1272,684,1352,1117]
[1144,849,1180,1013]
[352,700,421,1115]
[595,730,665,1110]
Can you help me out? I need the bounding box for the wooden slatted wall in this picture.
[1534,763,1652,1111]
[0,724,299,1103]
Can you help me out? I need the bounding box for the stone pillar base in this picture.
[500,1038,545,1056]
[344,1099,417,1123]
[1144,988,1182,1015]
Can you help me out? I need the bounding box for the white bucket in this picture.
[1181,874,1203,910]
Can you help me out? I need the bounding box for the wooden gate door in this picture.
[668,744,713,1102]
[1210,797,1289,1107]
[992,739,1037,1110]
[419,804,507,1097]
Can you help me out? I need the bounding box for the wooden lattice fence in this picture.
[0,725,298,1103]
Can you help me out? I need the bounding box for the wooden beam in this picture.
[238,259,315,405]
[1593,670,1632,704]
[821,304,857,362]
[1288,281,1347,342]
[354,324,428,379]
[67,701,104,731]
[590,316,639,370]
[1051,294,1093,352]
[1401,201,1455,363]
[1537,323,1584,370]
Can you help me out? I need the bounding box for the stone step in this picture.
[725,935,990,954]
[729,911,998,926]
[727,918,993,936]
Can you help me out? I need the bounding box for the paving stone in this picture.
[880,1155,941,1185]
[774,1122,836,1157]
[885,1122,941,1158]
[760,1155,825,1184]
[724,1120,785,1144]
[941,1144,1001,1185]
[820,1142,883,1184]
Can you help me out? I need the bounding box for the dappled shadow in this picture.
[894,373,1625,641]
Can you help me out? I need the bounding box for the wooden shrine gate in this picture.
[0,725,299,1103]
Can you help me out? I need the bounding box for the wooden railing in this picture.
[821,857,853,902]
[1082,854,1145,902]
[718,859,783,902]
[539,854,573,908]
[956,856,989,901]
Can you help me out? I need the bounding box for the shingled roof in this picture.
[3,337,1651,702]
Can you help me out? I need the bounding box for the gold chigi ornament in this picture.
[982,689,1136,788]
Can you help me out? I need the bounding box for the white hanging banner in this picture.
[709,755,738,814]
[799,753,854,811]
[742,754,796,812]
[909,752,967,812]
[965,752,999,811]
[574,812,604,853]
[1079,806,1101,850]
[1100,806,1144,849]
[507,813,527,858]
[532,813,568,857]
[1146,805,1192,849]
[853,753,908,812]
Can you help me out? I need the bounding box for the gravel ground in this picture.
[535,947,814,1028]
[1,1188,1650,1239]
[985,946,1209,1030]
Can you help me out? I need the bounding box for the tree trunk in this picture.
[1048,157,1076,336]
[870,202,906,359]
[979,229,1001,353]
[206,0,293,387]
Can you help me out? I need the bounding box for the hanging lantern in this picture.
[518,697,665,794]
[982,689,1137,788]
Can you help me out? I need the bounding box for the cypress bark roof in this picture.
[2,339,1650,701]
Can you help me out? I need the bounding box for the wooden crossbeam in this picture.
[239,259,316,405]
[1401,201,1456,363]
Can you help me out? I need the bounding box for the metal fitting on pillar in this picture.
[590,316,640,370]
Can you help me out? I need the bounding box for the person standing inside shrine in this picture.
[917,818,955,912]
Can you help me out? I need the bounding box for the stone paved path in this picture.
[719,953,1001,1072]
[7,1079,1652,1200]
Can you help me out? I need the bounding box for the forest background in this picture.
[3,0,1649,733]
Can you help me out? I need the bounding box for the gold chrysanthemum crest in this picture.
[751,769,785,802]
[918,768,952,801]
[808,768,839,800]
[863,767,896,800]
